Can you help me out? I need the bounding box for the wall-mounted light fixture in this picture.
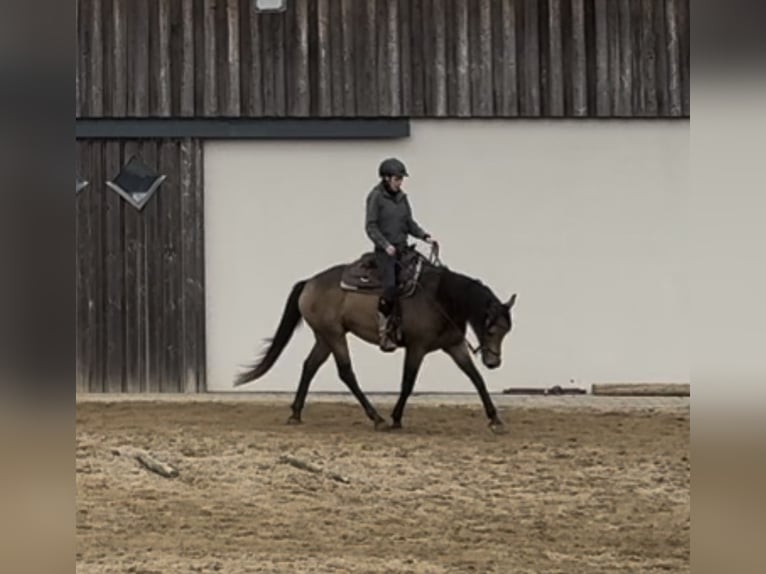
[253,0,287,12]
[106,155,167,211]
[76,178,89,194]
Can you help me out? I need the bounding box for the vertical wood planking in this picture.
[522,0,541,115]
[141,141,161,392]
[630,0,642,113]
[193,140,206,391]
[290,0,310,116]
[90,0,104,116]
[455,0,470,116]
[330,0,345,115]
[248,3,264,115]
[213,1,226,117]
[261,13,276,115]
[79,143,94,388]
[148,0,159,117]
[76,0,84,116]
[77,1,690,120]
[594,0,609,115]
[408,0,424,116]
[103,0,113,116]
[341,0,356,114]
[273,13,287,115]
[653,0,669,115]
[225,0,241,115]
[376,0,390,115]
[88,143,105,391]
[665,0,681,115]
[159,141,181,391]
[111,0,128,116]
[157,0,172,116]
[317,0,332,115]
[131,0,150,116]
[476,0,493,116]
[193,0,204,113]
[537,0,548,115]
[678,0,689,116]
[179,140,198,392]
[203,0,218,115]
[571,0,587,115]
[387,0,401,115]
[607,0,620,115]
[76,143,89,391]
[399,0,412,115]
[420,0,433,115]
[468,0,481,116]
[104,141,125,392]
[432,0,447,116]
[617,0,632,115]
[181,0,195,115]
[444,0,457,116]
[499,0,518,116]
[356,0,378,115]
[121,141,141,392]
[547,0,564,116]
[639,0,658,115]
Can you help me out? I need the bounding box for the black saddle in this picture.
[340,246,425,297]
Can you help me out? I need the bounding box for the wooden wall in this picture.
[76,139,206,393]
[76,0,690,119]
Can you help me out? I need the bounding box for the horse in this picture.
[233,246,516,433]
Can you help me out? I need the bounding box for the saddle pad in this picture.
[340,252,382,290]
[340,250,423,297]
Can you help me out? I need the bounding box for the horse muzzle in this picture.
[482,350,501,369]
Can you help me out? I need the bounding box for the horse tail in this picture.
[233,280,307,387]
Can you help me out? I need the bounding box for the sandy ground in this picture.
[76,395,689,573]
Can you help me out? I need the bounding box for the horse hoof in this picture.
[489,421,508,435]
[389,421,403,431]
[286,415,302,425]
[374,419,391,432]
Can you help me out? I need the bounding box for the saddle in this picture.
[340,246,425,297]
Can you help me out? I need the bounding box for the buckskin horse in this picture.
[233,245,516,433]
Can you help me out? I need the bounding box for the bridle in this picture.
[406,243,494,357]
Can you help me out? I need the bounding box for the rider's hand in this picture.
[385,245,397,256]
[425,236,437,245]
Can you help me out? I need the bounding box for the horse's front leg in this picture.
[443,344,506,434]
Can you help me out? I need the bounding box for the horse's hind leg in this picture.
[287,336,331,424]
[390,346,426,429]
[327,333,387,429]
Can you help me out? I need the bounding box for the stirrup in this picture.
[377,312,398,352]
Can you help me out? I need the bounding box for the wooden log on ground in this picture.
[591,383,690,397]
[135,452,179,478]
[278,455,350,484]
[502,386,587,396]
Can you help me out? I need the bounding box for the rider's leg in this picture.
[375,250,398,352]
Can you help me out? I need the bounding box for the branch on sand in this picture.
[278,455,350,484]
[134,451,179,478]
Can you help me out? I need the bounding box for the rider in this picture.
[365,157,436,352]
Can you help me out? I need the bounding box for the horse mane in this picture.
[435,268,499,335]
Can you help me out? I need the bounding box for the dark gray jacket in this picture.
[365,183,429,250]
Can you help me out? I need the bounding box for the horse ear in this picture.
[504,294,517,309]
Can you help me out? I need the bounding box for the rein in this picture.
[400,244,483,356]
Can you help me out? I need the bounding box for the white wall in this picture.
[204,120,689,393]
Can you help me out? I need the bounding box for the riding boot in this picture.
[377,311,398,352]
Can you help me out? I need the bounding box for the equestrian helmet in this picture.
[378,157,409,178]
